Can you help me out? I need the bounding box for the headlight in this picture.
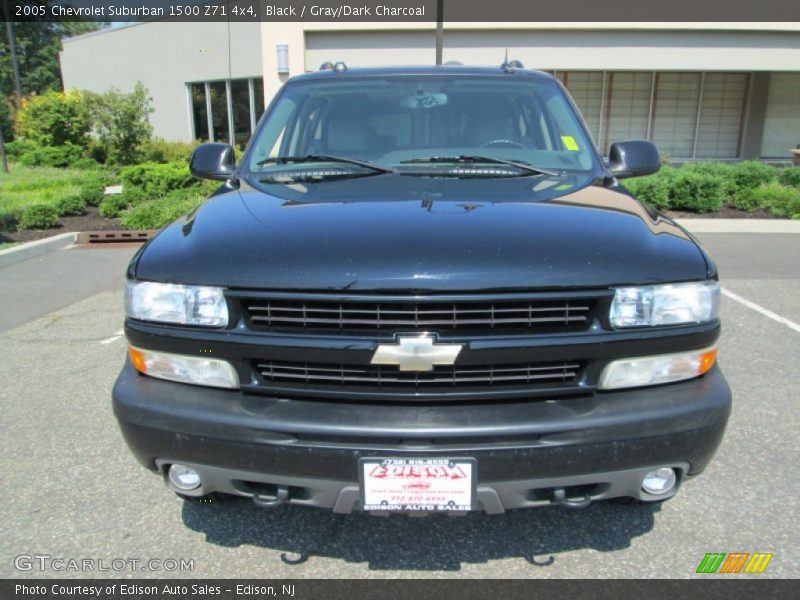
[598,346,717,390]
[125,281,228,327]
[129,346,240,389]
[610,281,719,328]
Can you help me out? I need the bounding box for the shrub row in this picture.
[101,164,217,229]
[120,187,211,230]
[624,162,800,218]
[119,162,197,197]
[6,139,105,170]
[11,172,116,231]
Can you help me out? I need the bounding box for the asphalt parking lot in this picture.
[1,230,798,579]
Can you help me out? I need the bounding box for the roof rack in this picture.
[319,61,348,72]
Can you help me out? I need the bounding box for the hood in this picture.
[132,174,709,291]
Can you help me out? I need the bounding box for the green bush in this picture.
[18,143,86,168]
[55,194,87,216]
[730,161,776,191]
[669,170,725,213]
[120,188,207,230]
[79,180,106,207]
[681,162,736,200]
[140,139,199,163]
[759,182,800,219]
[777,167,800,188]
[98,194,129,218]
[623,171,672,210]
[120,162,195,197]
[3,140,35,159]
[18,204,59,229]
[729,187,762,211]
[120,185,148,207]
[0,210,18,231]
[119,201,164,230]
[97,185,149,218]
[15,90,90,147]
[86,140,109,164]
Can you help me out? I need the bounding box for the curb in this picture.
[675,219,800,234]
[0,232,77,269]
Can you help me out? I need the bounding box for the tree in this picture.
[1,20,102,98]
[85,82,154,165]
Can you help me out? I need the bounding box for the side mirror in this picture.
[607,140,660,179]
[189,143,236,181]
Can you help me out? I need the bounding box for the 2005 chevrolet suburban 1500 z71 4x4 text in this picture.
[113,64,731,514]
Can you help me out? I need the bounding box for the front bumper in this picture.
[113,362,731,513]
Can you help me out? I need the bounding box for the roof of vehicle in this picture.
[288,65,558,83]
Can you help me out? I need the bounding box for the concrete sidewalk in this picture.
[675,218,800,234]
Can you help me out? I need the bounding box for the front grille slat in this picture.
[255,360,582,389]
[240,295,597,335]
[249,315,588,326]
[246,305,590,315]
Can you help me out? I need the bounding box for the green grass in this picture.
[0,162,95,228]
[0,241,20,250]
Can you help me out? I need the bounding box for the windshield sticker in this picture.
[561,135,580,151]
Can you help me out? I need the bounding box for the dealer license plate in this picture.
[359,458,476,512]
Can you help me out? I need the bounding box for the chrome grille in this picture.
[254,360,582,388]
[241,297,596,334]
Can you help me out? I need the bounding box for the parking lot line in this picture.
[722,287,800,334]
[100,329,124,345]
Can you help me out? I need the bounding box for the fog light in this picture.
[168,464,201,491]
[642,468,677,495]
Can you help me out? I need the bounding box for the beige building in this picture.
[60,21,800,161]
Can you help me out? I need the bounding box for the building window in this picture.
[187,77,266,144]
[560,72,604,144]
[189,83,208,142]
[696,73,749,159]
[652,73,702,159]
[602,72,652,153]
[208,81,229,144]
[554,70,754,160]
[230,79,252,148]
[760,73,800,159]
[254,78,266,119]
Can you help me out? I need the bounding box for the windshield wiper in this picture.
[400,155,558,177]
[257,154,395,174]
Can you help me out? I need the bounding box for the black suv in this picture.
[114,65,730,514]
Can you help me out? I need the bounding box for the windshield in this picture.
[243,74,601,176]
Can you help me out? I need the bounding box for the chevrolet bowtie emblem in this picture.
[370,335,463,372]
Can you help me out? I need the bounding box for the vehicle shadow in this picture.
[182,497,661,571]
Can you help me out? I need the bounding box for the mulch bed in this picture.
[0,206,122,244]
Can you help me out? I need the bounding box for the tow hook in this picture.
[553,487,592,509]
[252,485,289,508]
